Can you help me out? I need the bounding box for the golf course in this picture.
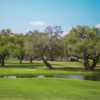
[0,59,100,100]
[0,0,100,99]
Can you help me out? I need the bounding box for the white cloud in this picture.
[62,27,72,36]
[95,24,100,28]
[30,21,48,27]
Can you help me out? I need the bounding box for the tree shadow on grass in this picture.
[0,62,100,72]
[53,67,83,71]
[53,66,100,71]
[0,62,45,69]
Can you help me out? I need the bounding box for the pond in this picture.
[0,74,100,81]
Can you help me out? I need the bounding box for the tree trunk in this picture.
[83,48,89,70]
[19,55,23,64]
[42,56,53,69]
[83,48,99,71]
[19,59,22,64]
[29,56,33,63]
[90,54,99,70]
[1,56,5,66]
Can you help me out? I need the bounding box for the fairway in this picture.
[0,78,100,100]
[0,61,100,100]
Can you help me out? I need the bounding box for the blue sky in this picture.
[0,0,100,33]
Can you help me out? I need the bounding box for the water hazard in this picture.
[0,74,100,81]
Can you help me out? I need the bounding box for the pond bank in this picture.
[0,68,100,81]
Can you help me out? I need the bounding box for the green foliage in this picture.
[64,26,100,70]
[64,26,100,55]
[0,26,99,67]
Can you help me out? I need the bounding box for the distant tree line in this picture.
[0,25,100,70]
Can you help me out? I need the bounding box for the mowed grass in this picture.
[0,78,100,100]
[0,59,84,75]
[3,61,82,69]
[4,58,100,70]
[0,59,100,76]
[5,58,83,68]
[0,68,100,77]
[0,59,100,100]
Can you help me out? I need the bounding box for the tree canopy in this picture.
[0,26,99,70]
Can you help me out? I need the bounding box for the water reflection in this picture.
[0,74,100,81]
[54,75,84,80]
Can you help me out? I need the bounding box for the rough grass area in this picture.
[0,78,100,100]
